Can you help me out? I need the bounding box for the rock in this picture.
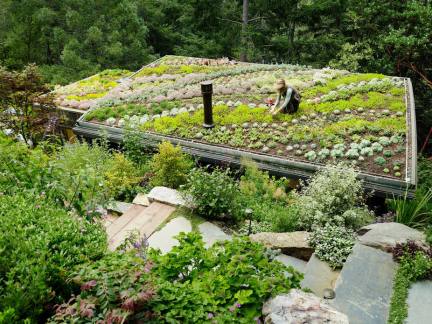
[262,289,349,324]
[358,222,427,252]
[147,186,187,207]
[249,232,313,260]
[198,222,231,248]
[323,289,336,300]
[132,193,150,206]
[275,254,307,273]
[332,243,397,324]
[148,217,192,254]
[107,201,134,214]
[406,281,432,324]
[302,254,340,297]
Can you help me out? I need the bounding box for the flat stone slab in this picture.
[132,193,150,206]
[147,186,186,207]
[198,221,231,248]
[249,231,313,260]
[275,254,307,273]
[358,222,426,252]
[406,281,432,324]
[148,216,192,254]
[107,201,133,214]
[302,254,340,297]
[332,243,398,324]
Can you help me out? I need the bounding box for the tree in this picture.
[0,64,55,146]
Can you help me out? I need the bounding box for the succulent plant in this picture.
[383,168,390,173]
[360,139,371,148]
[345,148,360,159]
[304,151,317,161]
[371,142,383,152]
[330,148,344,158]
[378,136,391,146]
[383,150,393,157]
[360,147,373,157]
[374,156,386,166]
[318,148,330,160]
[286,145,294,151]
[395,172,401,177]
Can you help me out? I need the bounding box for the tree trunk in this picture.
[240,0,248,62]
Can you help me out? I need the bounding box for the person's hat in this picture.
[275,79,286,90]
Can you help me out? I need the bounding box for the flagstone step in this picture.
[108,202,175,251]
[106,204,147,239]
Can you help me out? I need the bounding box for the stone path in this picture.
[148,216,192,253]
[406,280,432,324]
[107,202,175,251]
[198,221,231,248]
[302,254,340,297]
[275,254,307,273]
[332,243,397,324]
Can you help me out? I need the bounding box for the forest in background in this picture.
[0,0,431,150]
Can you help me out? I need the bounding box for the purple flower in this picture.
[229,306,235,312]
[207,313,214,319]
[235,303,241,308]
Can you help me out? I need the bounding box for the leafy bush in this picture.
[239,160,299,232]
[149,232,302,323]
[308,224,356,269]
[182,167,241,220]
[0,136,143,215]
[49,253,155,323]
[296,163,372,230]
[50,232,301,323]
[0,194,107,322]
[150,141,193,189]
[105,153,143,200]
[123,128,152,165]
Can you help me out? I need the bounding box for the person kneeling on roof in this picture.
[269,79,301,115]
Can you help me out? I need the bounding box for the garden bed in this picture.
[72,56,417,196]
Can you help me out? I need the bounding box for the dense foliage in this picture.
[182,167,241,221]
[0,135,143,215]
[150,141,193,189]
[295,163,373,231]
[49,232,302,323]
[0,194,106,322]
[0,64,55,146]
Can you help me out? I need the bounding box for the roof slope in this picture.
[71,56,414,182]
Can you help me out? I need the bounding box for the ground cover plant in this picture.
[76,55,409,180]
[49,232,302,323]
[0,194,107,322]
[53,69,131,111]
[388,241,432,324]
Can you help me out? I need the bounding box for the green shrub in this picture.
[149,232,302,322]
[238,159,299,232]
[296,163,372,230]
[50,232,302,323]
[150,141,193,189]
[308,224,356,269]
[105,153,143,200]
[48,253,154,323]
[123,128,152,165]
[0,194,107,322]
[182,167,241,221]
